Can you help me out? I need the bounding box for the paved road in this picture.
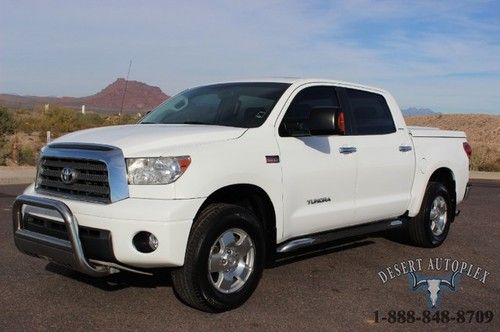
[0,181,499,331]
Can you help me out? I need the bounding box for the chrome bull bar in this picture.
[12,194,113,277]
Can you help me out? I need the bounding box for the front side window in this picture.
[345,88,396,135]
[141,83,290,128]
[279,86,340,136]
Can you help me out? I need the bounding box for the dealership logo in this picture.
[409,271,458,308]
[377,258,490,309]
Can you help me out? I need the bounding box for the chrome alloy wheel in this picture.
[430,196,448,236]
[208,228,255,294]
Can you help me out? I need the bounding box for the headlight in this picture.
[126,156,191,185]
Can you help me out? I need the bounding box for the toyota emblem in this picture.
[60,167,77,184]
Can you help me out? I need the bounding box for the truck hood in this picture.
[53,124,247,156]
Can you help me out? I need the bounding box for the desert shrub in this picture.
[1,106,142,165]
[0,106,17,137]
[17,145,38,165]
[39,107,82,137]
[80,112,108,128]
[106,114,140,125]
[36,107,138,140]
[0,107,15,165]
[13,108,43,133]
[0,138,10,165]
[470,144,500,172]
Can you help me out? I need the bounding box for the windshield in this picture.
[141,82,290,128]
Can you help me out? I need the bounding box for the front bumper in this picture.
[13,195,112,276]
[13,192,204,274]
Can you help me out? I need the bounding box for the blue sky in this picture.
[1,0,499,114]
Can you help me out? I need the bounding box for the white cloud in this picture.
[1,0,499,113]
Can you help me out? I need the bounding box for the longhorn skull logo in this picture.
[409,272,458,308]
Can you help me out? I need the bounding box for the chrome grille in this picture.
[37,157,111,203]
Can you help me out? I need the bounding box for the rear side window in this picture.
[345,88,396,135]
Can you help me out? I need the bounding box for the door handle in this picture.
[339,146,357,154]
[399,145,412,152]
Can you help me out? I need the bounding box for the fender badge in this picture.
[307,197,332,205]
[266,155,280,163]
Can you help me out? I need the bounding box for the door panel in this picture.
[277,85,357,240]
[353,131,414,223]
[279,135,357,239]
[342,88,415,223]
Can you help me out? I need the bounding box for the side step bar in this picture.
[277,219,404,253]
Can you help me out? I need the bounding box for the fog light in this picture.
[148,233,159,250]
[133,231,159,253]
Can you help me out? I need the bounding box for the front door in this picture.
[277,85,357,240]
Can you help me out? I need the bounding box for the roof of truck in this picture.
[203,77,388,94]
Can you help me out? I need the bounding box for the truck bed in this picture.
[408,126,466,138]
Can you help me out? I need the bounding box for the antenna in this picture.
[119,60,132,116]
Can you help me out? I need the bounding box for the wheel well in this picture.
[429,167,456,215]
[196,184,277,262]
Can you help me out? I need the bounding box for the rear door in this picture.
[277,85,357,239]
[341,88,415,223]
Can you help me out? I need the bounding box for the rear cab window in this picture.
[344,88,396,135]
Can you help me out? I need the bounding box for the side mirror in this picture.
[283,107,344,137]
[308,106,342,135]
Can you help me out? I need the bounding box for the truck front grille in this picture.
[37,157,111,203]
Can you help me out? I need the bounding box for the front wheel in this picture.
[171,203,265,312]
[407,182,452,247]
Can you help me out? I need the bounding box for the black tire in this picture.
[407,182,453,247]
[171,203,265,312]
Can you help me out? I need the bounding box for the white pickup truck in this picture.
[13,79,471,312]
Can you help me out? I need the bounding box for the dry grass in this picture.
[405,114,500,171]
[0,106,140,166]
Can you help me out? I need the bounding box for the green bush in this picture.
[0,106,16,137]
[17,145,37,166]
[106,114,140,125]
[37,107,138,139]
[0,137,10,165]
[0,105,141,165]
[0,106,15,165]
[39,107,83,137]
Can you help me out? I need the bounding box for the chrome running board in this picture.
[277,218,404,253]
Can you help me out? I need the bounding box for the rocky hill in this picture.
[0,79,169,114]
[401,107,437,116]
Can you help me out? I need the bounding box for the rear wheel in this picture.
[407,182,452,247]
[171,203,265,312]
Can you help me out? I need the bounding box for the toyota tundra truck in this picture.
[12,79,471,312]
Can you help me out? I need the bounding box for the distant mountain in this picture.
[0,86,441,117]
[0,78,169,114]
[401,107,437,117]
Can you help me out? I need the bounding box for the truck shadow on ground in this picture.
[44,230,410,292]
[45,262,173,291]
